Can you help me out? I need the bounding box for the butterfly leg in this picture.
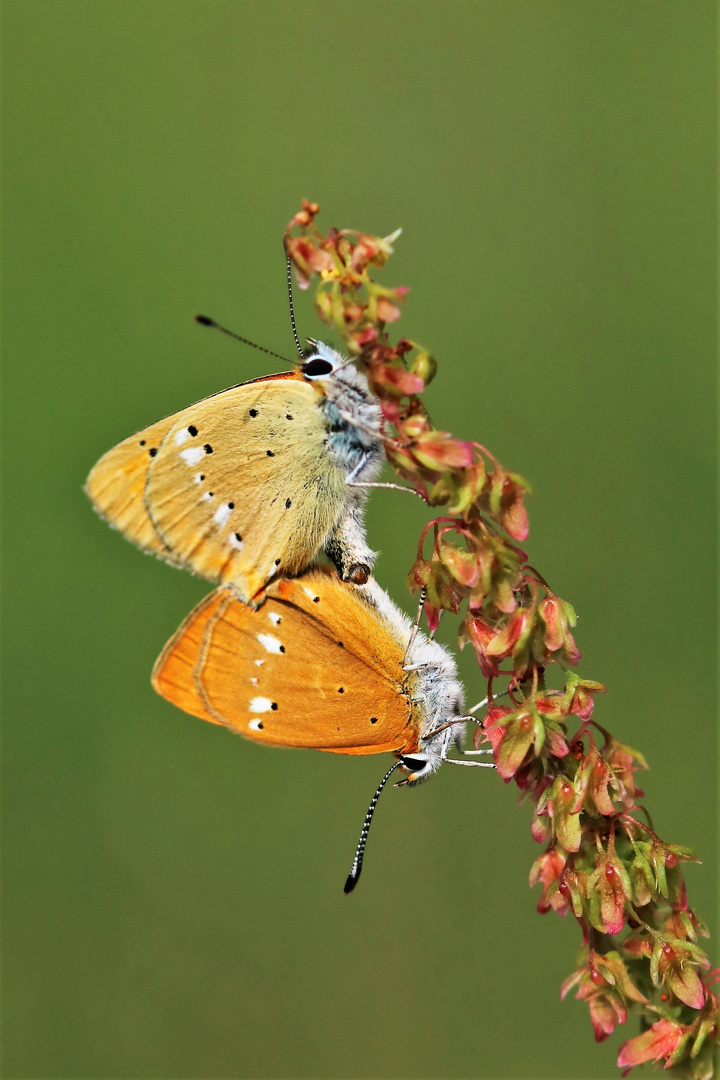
[324,497,376,586]
[444,728,496,770]
[345,453,427,501]
[347,479,428,500]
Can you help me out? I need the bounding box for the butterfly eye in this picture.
[401,755,428,773]
[302,356,335,379]
[398,753,434,784]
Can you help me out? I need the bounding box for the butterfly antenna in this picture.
[286,255,305,359]
[402,586,427,669]
[194,316,291,364]
[344,760,403,894]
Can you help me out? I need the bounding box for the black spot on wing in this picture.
[204,444,213,454]
[188,425,198,436]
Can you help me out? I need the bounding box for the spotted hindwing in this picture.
[152,569,418,756]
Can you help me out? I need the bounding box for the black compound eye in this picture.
[401,756,427,773]
[303,356,334,379]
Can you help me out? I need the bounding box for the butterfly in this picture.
[151,566,494,891]
[85,338,386,605]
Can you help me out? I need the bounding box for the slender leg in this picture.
[348,479,427,501]
[444,758,496,769]
[346,450,427,501]
[402,587,427,669]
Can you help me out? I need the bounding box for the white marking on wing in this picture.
[249,677,258,685]
[248,719,264,732]
[201,491,213,502]
[268,611,281,625]
[180,447,205,466]
[257,633,283,654]
[229,533,243,550]
[302,586,317,599]
[214,503,232,526]
[194,473,204,484]
[254,659,264,667]
[250,697,274,712]
[174,429,191,446]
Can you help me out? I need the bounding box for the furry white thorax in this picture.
[360,578,466,780]
[308,342,385,483]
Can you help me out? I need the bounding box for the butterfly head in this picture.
[300,341,385,480]
[300,340,346,381]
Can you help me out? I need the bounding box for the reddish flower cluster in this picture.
[285,201,718,1079]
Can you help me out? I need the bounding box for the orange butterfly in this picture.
[151,566,494,890]
[86,338,386,605]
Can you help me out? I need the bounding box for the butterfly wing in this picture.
[87,374,348,602]
[150,588,231,727]
[152,570,416,756]
[145,378,346,602]
[85,413,178,559]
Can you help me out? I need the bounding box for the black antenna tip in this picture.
[195,314,214,326]
[344,871,360,895]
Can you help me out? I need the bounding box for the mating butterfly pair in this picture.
[86,320,492,890]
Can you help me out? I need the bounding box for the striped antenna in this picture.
[344,759,403,894]
[194,315,291,364]
[286,255,305,358]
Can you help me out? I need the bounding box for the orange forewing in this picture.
[152,569,419,756]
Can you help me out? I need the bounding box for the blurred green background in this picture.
[3,3,716,1078]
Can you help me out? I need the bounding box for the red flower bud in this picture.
[529,847,566,913]
[412,431,475,471]
[494,703,546,779]
[375,297,401,323]
[438,540,480,588]
[461,614,502,678]
[373,363,425,398]
[538,595,581,666]
[588,837,633,935]
[617,1018,689,1070]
